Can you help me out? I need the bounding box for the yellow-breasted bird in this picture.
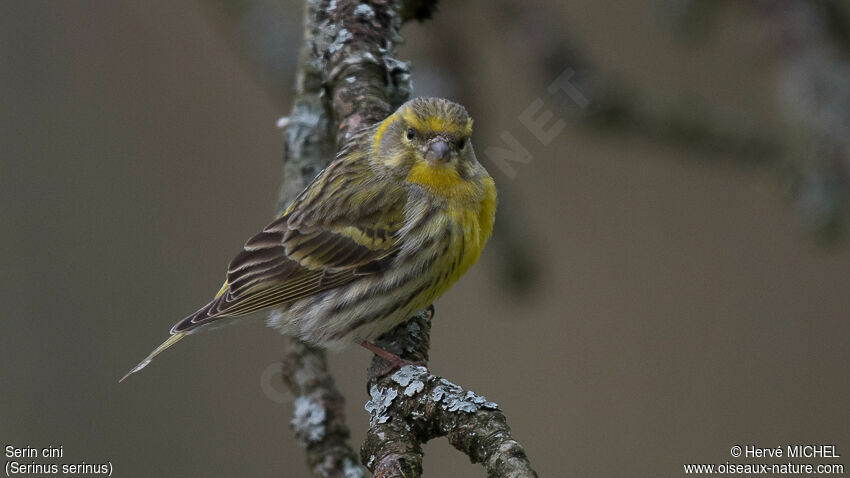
[120,97,496,381]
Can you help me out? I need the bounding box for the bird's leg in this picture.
[361,308,433,379]
[360,341,425,375]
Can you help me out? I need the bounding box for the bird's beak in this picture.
[425,138,450,162]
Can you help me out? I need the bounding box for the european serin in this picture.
[121,97,496,381]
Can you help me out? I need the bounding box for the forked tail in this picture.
[119,332,186,382]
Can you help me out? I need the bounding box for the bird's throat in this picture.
[406,161,478,200]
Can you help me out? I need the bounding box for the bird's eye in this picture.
[457,139,466,150]
[406,128,415,140]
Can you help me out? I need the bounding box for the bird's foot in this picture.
[360,341,426,379]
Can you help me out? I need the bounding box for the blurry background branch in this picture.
[491,0,850,241]
[275,0,536,476]
[751,0,850,238]
[398,0,846,243]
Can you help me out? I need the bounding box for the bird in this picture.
[120,97,497,382]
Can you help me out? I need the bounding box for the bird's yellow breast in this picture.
[427,175,497,295]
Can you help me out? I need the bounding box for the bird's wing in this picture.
[171,155,407,333]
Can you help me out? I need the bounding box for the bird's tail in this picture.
[119,332,186,383]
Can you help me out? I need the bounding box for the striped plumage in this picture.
[121,97,496,381]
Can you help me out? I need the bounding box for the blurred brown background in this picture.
[2,1,848,477]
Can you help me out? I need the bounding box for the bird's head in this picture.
[371,97,486,196]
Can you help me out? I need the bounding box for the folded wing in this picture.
[171,155,407,333]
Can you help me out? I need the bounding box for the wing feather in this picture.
[171,152,407,333]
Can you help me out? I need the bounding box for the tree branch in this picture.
[275,1,536,476]
[363,311,537,478]
[282,339,364,477]
[275,4,362,478]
